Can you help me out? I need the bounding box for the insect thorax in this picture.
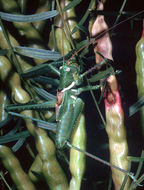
[58,63,80,90]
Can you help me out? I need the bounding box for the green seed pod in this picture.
[0,0,19,12]
[28,154,43,183]
[69,114,86,190]
[88,0,97,36]
[55,0,81,41]
[36,128,69,190]
[0,56,12,81]
[55,27,72,55]
[13,22,43,45]
[0,90,9,121]
[10,21,46,65]
[8,72,36,136]
[0,145,36,190]
[63,0,81,40]
[33,0,51,33]
[18,0,28,13]
[135,20,144,138]
[0,26,32,72]
[9,72,30,104]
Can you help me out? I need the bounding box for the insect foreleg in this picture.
[73,84,101,95]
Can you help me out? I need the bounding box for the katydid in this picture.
[6,60,103,148]
[5,59,140,185]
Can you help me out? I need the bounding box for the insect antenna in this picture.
[66,141,142,187]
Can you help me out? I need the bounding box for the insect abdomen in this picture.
[56,102,74,149]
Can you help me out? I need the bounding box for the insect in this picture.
[6,58,105,148]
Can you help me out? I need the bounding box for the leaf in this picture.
[0,49,9,56]
[89,67,113,83]
[21,63,60,78]
[129,96,144,117]
[127,156,144,162]
[8,111,57,129]
[0,131,30,144]
[72,0,95,34]
[63,0,82,11]
[134,151,144,179]
[30,171,43,179]
[12,138,26,152]
[6,100,56,111]
[128,151,144,189]
[108,171,112,190]
[14,46,61,60]
[0,10,58,22]
[0,116,12,128]
[6,119,21,136]
[75,24,88,35]
[120,162,131,190]
[33,86,56,101]
[76,38,94,50]
[33,76,59,87]
[37,121,56,132]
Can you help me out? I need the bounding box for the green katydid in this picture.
[5,59,140,185]
[6,58,110,148]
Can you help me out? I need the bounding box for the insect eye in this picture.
[66,67,70,72]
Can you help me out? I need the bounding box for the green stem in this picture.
[114,0,128,25]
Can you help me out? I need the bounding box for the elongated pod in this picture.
[69,114,86,190]
[0,0,19,12]
[0,56,11,122]
[36,128,68,190]
[18,0,28,13]
[104,75,129,190]
[0,90,10,122]
[9,72,31,104]
[0,145,36,190]
[55,27,72,55]
[91,2,113,63]
[33,0,51,33]
[0,57,11,124]
[91,2,129,189]
[28,154,43,183]
[135,20,144,138]
[0,26,32,72]
[55,0,81,40]
[0,56,12,81]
